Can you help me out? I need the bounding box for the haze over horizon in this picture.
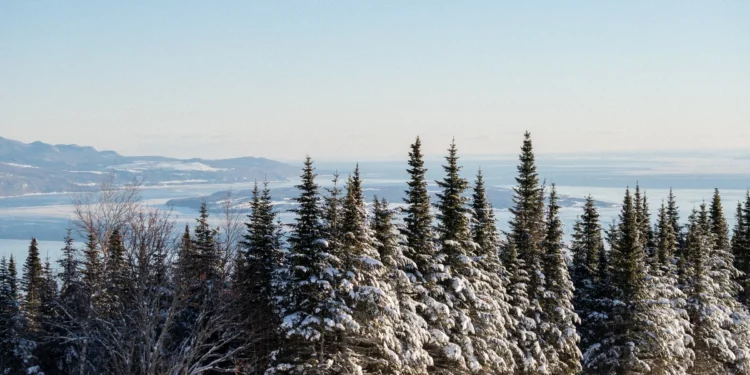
[2,1,749,160]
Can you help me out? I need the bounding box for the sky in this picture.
[1,1,748,161]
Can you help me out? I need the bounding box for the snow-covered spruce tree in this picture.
[270,157,356,374]
[102,228,128,320]
[569,195,603,351]
[81,232,102,305]
[685,203,750,374]
[337,166,403,374]
[667,188,686,259]
[540,185,581,375]
[470,169,498,262]
[238,181,284,372]
[637,202,694,375]
[507,132,547,374]
[1,255,37,374]
[372,196,433,374]
[584,188,651,374]
[36,256,63,374]
[709,189,741,298]
[431,140,476,373]
[323,172,344,271]
[733,193,750,305]
[581,219,617,375]
[402,136,436,284]
[500,240,542,374]
[16,239,45,374]
[53,231,90,374]
[429,141,515,374]
[193,202,222,287]
[401,137,455,372]
[634,184,655,255]
[469,169,516,374]
[709,192,750,374]
[22,238,44,333]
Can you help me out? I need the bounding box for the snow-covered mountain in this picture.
[0,136,298,196]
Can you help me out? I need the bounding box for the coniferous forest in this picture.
[3,133,750,375]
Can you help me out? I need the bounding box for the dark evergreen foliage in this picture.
[5,133,750,375]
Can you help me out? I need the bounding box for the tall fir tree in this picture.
[338,166,402,373]
[322,173,344,272]
[470,169,497,255]
[470,168,518,373]
[239,181,284,372]
[402,136,436,283]
[507,132,547,374]
[400,137,458,373]
[643,203,694,374]
[733,193,750,305]
[667,188,685,256]
[431,141,514,373]
[540,185,582,375]
[584,189,651,374]
[501,240,542,374]
[58,230,81,302]
[271,157,355,374]
[1,254,35,373]
[22,238,44,331]
[193,202,221,286]
[684,203,750,374]
[55,231,88,374]
[82,232,102,304]
[371,196,432,374]
[103,228,128,319]
[569,195,603,351]
[508,132,546,300]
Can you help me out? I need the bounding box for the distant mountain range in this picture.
[0,136,298,196]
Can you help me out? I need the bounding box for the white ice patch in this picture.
[1,162,38,169]
[107,161,229,173]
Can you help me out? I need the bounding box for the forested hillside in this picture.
[2,133,750,374]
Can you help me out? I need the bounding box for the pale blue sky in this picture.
[1,1,748,161]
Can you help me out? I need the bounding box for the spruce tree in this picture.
[584,189,650,373]
[0,254,33,373]
[193,202,221,287]
[507,132,547,373]
[501,240,542,374]
[371,196,432,374]
[271,156,355,374]
[338,166,402,373]
[685,203,750,374]
[470,169,497,254]
[401,137,458,373]
[733,194,750,305]
[56,231,88,374]
[58,230,81,301]
[103,228,128,319]
[239,181,284,372]
[431,141,514,374]
[667,188,685,255]
[540,185,581,375]
[569,195,603,351]
[323,172,344,262]
[508,132,545,299]
[82,232,102,302]
[22,238,44,331]
[429,140,476,373]
[37,257,62,373]
[402,136,436,283]
[470,168,518,373]
[655,203,677,267]
[642,203,694,374]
